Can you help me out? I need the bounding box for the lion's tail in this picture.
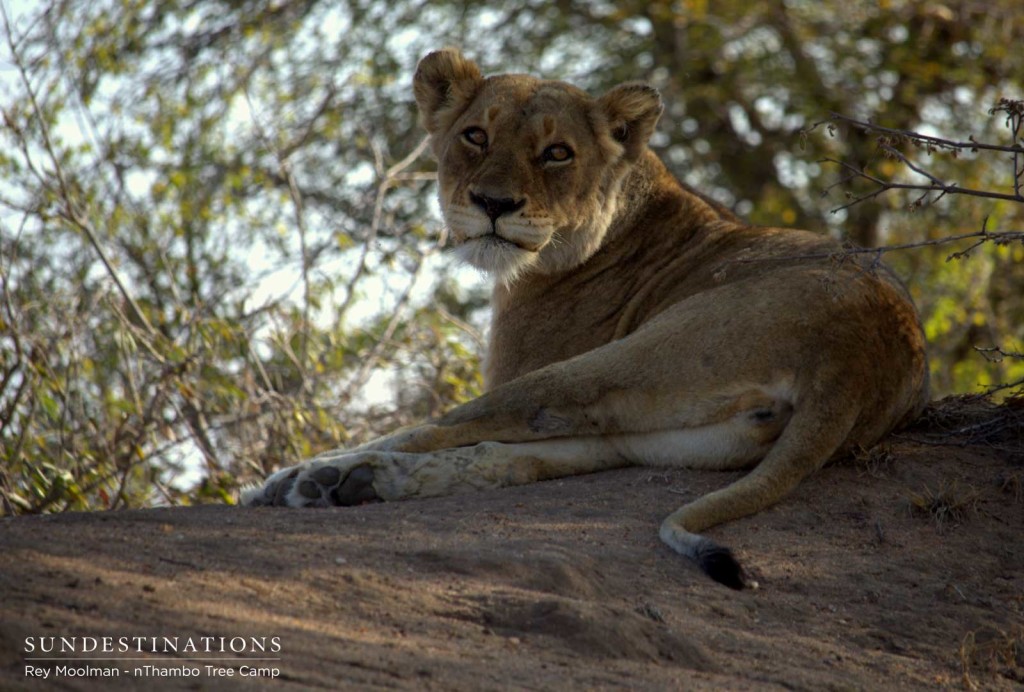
[659,397,860,589]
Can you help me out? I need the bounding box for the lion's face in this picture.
[414,49,663,284]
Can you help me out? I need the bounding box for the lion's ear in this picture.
[596,83,663,161]
[414,48,484,134]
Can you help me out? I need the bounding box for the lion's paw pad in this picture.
[243,460,379,508]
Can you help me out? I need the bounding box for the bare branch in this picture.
[974,345,1024,363]
[342,249,432,404]
[822,111,1024,156]
[245,90,315,390]
[335,136,433,324]
[989,98,1024,199]
[1,3,159,340]
[807,102,1024,215]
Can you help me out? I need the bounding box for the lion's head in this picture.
[413,48,663,284]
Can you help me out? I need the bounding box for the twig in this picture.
[990,99,1024,198]
[244,90,316,391]
[820,156,1024,211]
[1,4,159,339]
[335,136,432,324]
[809,104,1024,214]
[343,248,433,403]
[821,111,1024,156]
[975,376,1024,398]
[974,345,1024,362]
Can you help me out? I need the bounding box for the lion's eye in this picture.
[463,127,488,148]
[542,144,574,164]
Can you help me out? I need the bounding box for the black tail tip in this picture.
[697,542,748,590]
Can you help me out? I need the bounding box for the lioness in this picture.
[244,48,929,589]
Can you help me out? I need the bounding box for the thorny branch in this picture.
[777,100,1024,264]
[975,345,1024,363]
[971,346,1024,398]
[806,99,1024,215]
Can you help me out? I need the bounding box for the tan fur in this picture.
[243,49,930,589]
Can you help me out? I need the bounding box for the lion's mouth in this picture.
[472,231,541,253]
[443,204,548,254]
[451,230,541,283]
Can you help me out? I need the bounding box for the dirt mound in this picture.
[1,398,1022,689]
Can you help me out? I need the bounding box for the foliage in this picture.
[1,0,1021,514]
[805,102,1024,395]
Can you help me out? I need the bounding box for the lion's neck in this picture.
[606,151,739,242]
[484,150,737,389]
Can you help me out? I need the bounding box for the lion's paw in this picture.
[241,456,380,508]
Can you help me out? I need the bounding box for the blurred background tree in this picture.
[1,0,1021,514]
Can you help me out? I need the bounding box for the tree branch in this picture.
[825,110,1024,156]
[806,101,1024,215]
[1,3,159,340]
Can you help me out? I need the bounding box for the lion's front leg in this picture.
[242,436,631,508]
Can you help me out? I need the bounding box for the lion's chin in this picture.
[453,235,538,285]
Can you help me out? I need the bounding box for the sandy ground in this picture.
[1,408,1022,690]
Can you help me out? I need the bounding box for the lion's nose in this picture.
[469,191,525,223]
